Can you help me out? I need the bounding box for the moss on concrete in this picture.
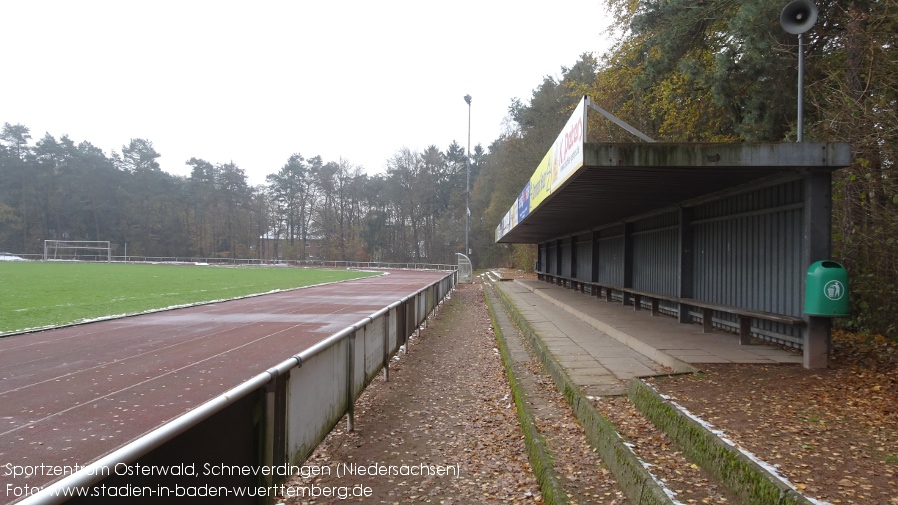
[484,286,569,505]
[490,282,674,505]
[628,380,815,505]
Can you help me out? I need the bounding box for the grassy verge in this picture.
[1,262,377,333]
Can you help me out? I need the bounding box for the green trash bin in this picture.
[804,260,849,317]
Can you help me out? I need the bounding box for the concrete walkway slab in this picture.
[514,279,802,365]
[492,278,803,397]
[494,281,671,397]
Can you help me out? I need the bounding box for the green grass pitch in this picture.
[0,262,379,335]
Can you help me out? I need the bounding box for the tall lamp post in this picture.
[464,94,472,256]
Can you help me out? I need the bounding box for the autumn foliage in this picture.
[474,0,898,338]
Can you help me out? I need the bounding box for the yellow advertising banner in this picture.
[529,148,554,211]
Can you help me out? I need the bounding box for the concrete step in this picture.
[488,276,818,505]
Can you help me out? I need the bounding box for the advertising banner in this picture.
[517,182,531,223]
[496,96,588,242]
[551,98,586,191]
[511,198,519,228]
[529,149,553,211]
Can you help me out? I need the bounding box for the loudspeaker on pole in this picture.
[780,0,818,34]
[780,0,818,142]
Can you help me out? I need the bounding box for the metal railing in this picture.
[19,271,457,504]
[110,257,459,271]
[6,253,459,271]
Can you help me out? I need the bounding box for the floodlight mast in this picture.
[464,94,471,256]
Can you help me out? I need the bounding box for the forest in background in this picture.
[2,0,896,337]
[0,130,485,265]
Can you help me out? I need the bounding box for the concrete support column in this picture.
[678,207,694,324]
[805,317,832,368]
[802,170,834,368]
[537,243,544,274]
[591,231,600,295]
[555,239,563,278]
[623,222,634,306]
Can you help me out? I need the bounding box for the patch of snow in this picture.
[0,253,26,261]
[619,440,686,504]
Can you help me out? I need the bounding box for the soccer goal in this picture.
[43,240,112,262]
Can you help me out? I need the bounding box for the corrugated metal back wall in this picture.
[692,180,804,316]
[560,237,572,277]
[692,180,804,346]
[546,242,557,274]
[597,225,625,286]
[575,233,592,281]
[538,179,804,347]
[633,212,680,296]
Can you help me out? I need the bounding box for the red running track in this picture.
[0,269,449,497]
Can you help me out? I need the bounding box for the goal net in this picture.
[43,240,112,262]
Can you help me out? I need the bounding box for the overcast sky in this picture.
[3,1,613,185]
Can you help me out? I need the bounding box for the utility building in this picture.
[496,97,852,368]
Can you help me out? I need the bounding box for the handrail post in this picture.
[346,330,356,432]
[383,310,390,381]
[403,300,410,355]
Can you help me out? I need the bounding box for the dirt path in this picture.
[282,283,543,504]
